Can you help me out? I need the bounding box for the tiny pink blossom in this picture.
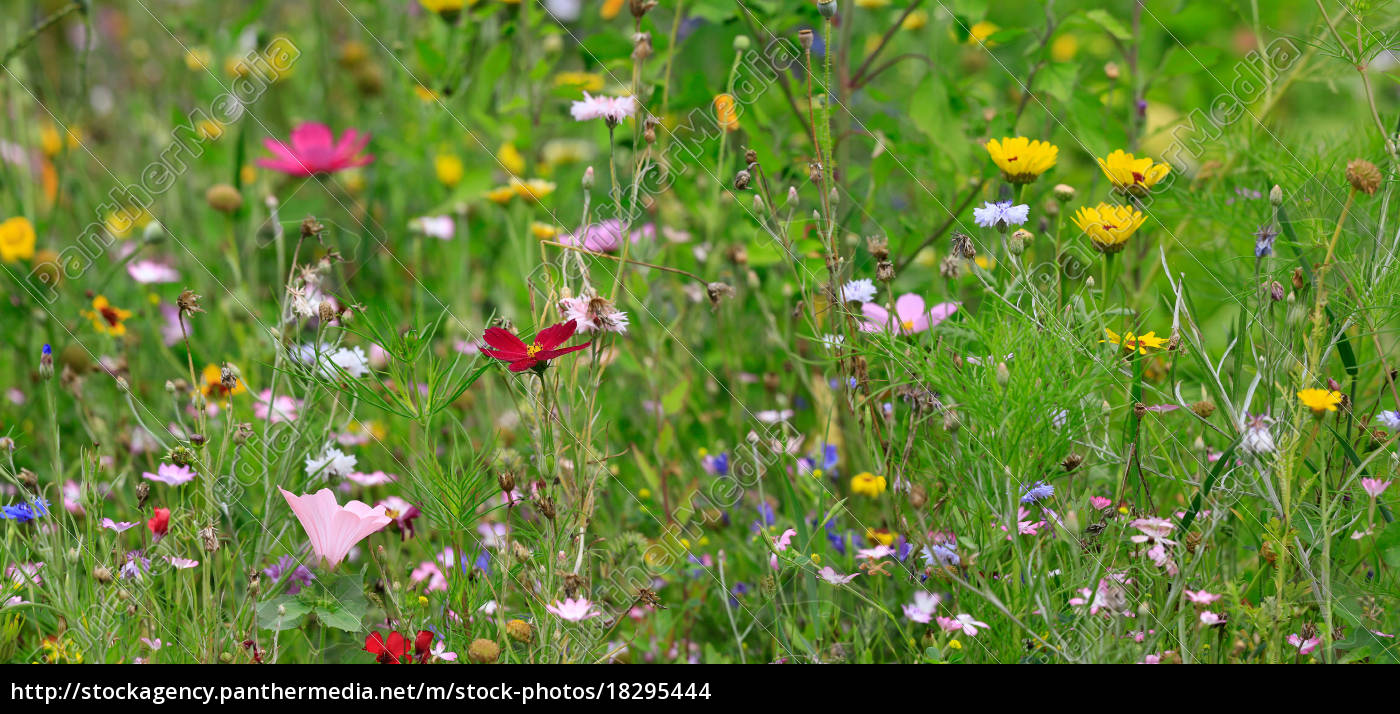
[127,260,180,284]
[569,92,637,125]
[817,566,859,585]
[1361,477,1392,499]
[902,591,941,623]
[1287,634,1320,655]
[772,528,796,552]
[253,389,302,423]
[546,597,602,621]
[1198,610,1225,626]
[164,557,199,569]
[1089,496,1112,509]
[100,518,139,532]
[1183,589,1222,606]
[936,613,989,637]
[142,463,196,486]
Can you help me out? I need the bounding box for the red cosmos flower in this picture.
[480,319,591,373]
[147,507,171,537]
[257,122,373,177]
[363,630,434,664]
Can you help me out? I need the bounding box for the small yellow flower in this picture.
[104,206,153,239]
[184,47,213,72]
[530,222,559,240]
[240,164,258,185]
[1297,388,1343,416]
[418,595,429,607]
[967,21,999,45]
[1072,202,1146,254]
[714,94,740,132]
[39,124,63,157]
[85,296,133,337]
[1097,150,1171,196]
[554,71,605,92]
[420,0,467,14]
[200,363,247,401]
[902,10,929,31]
[601,0,625,20]
[497,143,526,177]
[414,84,440,102]
[0,217,37,262]
[1101,328,1168,355]
[1050,34,1078,62]
[851,471,887,497]
[638,488,651,499]
[197,119,224,141]
[435,153,464,187]
[865,528,896,546]
[948,638,962,650]
[511,177,556,202]
[484,185,516,204]
[855,0,890,7]
[984,137,1058,184]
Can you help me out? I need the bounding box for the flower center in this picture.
[900,319,915,331]
[1132,171,1145,184]
[100,306,121,326]
[526,343,542,358]
[1006,155,1018,162]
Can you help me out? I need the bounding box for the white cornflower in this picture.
[304,446,357,480]
[972,200,1030,230]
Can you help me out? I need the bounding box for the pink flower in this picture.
[817,566,859,585]
[1089,496,1112,509]
[937,613,989,637]
[254,389,301,423]
[127,260,179,284]
[410,215,455,240]
[902,591,941,623]
[142,463,196,486]
[558,219,653,253]
[164,557,199,569]
[1183,589,1221,606]
[546,597,602,621]
[1361,477,1392,498]
[279,487,391,568]
[772,528,796,552]
[1287,634,1320,655]
[346,470,397,486]
[1141,653,1161,664]
[569,92,637,125]
[856,545,896,560]
[100,518,138,532]
[1198,610,1225,626]
[859,294,957,335]
[410,561,447,592]
[257,122,373,176]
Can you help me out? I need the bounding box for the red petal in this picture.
[414,630,434,662]
[537,342,591,361]
[482,327,528,353]
[533,320,578,350]
[480,348,523,362]
[507,359,538,372]
[363,632,388,656]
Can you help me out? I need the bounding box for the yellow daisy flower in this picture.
[435,153,464,188]
[200,364,247,402]
[1102,328,1168,354]
[984,137,1058,184]
[1072,202,1146,254]
[1097,150,1171,196]
[1297,388,1343,416]
[851,472,887,497]
[497,143,526,177]
[0,217,37,263]
[511,177,556,202]
[554,71,606,92]
[484,186,516,204]
[85,296,133,337]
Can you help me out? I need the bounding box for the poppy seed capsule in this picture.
[817,0,836,18]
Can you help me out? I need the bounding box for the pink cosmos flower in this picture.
[1183,589,1222,606]
[257,122,373,176]
[1287,634,1320,655]
[569,92,637,125]
[127,260,180,284]
[279,487,391,568]
[546,597,602,621]
[254,389,301,423]
[937,613,989,637]
[817,566,859,585]
[1361,477,1392,498]
[142,463,197,486]
[859,294,957,335]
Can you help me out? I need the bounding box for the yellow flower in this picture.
[948,638,962,650]
[484,186,516,204]
[1072,202,1145,253]
[200,364,247,401]
[104,206,153,238]
[197,119,224,141]
[865,528,896,546]
[1050,34,1078,62]
[240,164,257,185]
[420,0,466,14]
[85,296,133,337]
[850,472,887,497]
[855,0,890,7]
[1297,388,1343,416]
[497,143,526,177]
[984,137,1058,184]
[714,94,740,132]
[530,221,559,240]
[40,124,63,157]
[967,21,1000,45]
[1097,150,1171,196]
[601,0,625,20]
[414,84,440,102]
[1101,328,1168,354]
[902,10,929,30]
[511,177,556,202]
[184,47,213,72]
[554,71,605,92]
[435,153,464,187]
[0,217,36,263]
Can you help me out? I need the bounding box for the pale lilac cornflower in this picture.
[817,566,860,585]
[142,463,196,486]
[1377,410,1400,431]
[1020,481,1054,504]
[937,613,989,637]
[569,92,637,126]
[1241,413,1276,455]
[1253,224,1278,258]
[1361,478,1392,499]
[921,543,960,567]
[546,597,602,621]
[558,294,629,334]
[902,591,942,623]
[840,278,878,304]
[127,260,180,284]
[972,200,1030,230]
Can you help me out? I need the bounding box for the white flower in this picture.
[326,346,371,378]
[127,260,180,284]
[818,333,845,351]
[1241,414,1276,455]
[817,566,859,584]
[569,92,637,125]
[305,446,358,479]
[972,200,1030,229]
[902,591,942,623]
[754,409,794,424]
[297,344,372,380]
[840,278,878,304]
[411,215,455,240]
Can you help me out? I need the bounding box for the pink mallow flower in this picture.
[859,294,957,335]
[279,488,391,568]
[546,597,602,622]
[257,122,373,176]
[1361,478,1392,499]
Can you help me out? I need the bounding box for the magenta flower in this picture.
[257,122,373,177]
[1287,634,1320,655]
[279,488,391,568]
[142,463,196,486]
[859,294,957,335]
[1361,477,1392,498]
[1183,589,1222,606]
[546,597,602,622]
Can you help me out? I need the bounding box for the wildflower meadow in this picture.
[2,0,1400,669]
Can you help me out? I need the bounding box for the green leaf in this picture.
[1085,9,1133,41]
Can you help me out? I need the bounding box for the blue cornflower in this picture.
[922,543,960,567]
[1,497,49,522]
[702,451,729,477]
[1020,481,1055,504]
[1254,225,1278,258]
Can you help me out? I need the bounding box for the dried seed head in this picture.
[939,255,961,279]
[136,481,150,508]
[875,260,895,283]
[506,619,533,643]
[951,232,976,259]
[866,235,890,260]
[1061,453,1084,472]
[468,638,500,664]
[1190,400,1217,418]
[177,289,204,316]
[798,28,815,51]
[205,183,243,213]
[706,281,735,308]
[1346,158,1381,195]
[734,169,751,190]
